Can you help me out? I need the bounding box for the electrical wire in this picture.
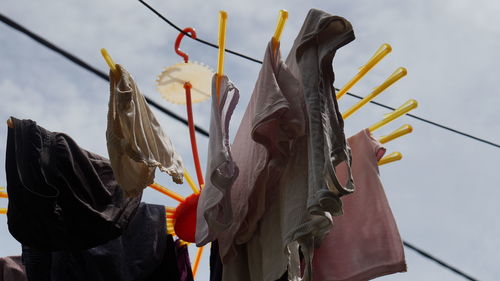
[139,0,500,149]
[0,13,209,137]
[0,12,481,281]
[403,241,478,281]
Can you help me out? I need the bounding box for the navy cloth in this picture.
[174,240,194,281]
[22,203,186,281]
[210,241,223,281]
[6,117,141,251]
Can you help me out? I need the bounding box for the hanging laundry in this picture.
[312,129,406,281]
[195,74,240,246]
[0,256,26,281]
[20,203,191,281]
[287,8,355,216]
[107,64,184,197]
[221,9,356,281]
[5,117,140,251]
[217,35,305,265]
[283,10,355,280]
[220,36,305,281]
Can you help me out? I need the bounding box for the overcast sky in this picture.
[1,0,499,280]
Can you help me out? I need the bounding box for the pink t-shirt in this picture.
[312,129,406,281]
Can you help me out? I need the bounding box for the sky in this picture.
[1,0,499,280]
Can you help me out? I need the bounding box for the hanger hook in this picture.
[175,27,197,63]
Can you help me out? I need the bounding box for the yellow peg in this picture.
[369,99,418,132]
[216,11,228,103]
[0,208,6,215]
[378,124,413,144]
[343,67,407,119]
[184,170,200,194]
[272,10,288,52]
[6,118,13,128]
[378,151,403,166]
[167,223,175,234]
[179,240,190,246]
[337,43,392,100]
[192,246,205,279]
[149,182,185,202]
[100,48,117,74]
[0,186,7,198]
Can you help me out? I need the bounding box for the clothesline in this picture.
[0,12,478,281]
[139,0,499,150]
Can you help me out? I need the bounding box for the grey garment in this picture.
[281,9,355,281]
[195,74,240,246]
[0,256,26,281]
[107,65,184,197]
[285,9,355,218]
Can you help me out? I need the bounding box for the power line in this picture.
[403,241,478,281]
[139,0,500,149]
[137,0,263,64]
[0,13,209,137]
[0,12,481,281]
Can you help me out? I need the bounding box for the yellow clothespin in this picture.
[369,99,418,132]
[149,182,185,203]
[378,124,413,144]
[378,151,402,166]
[272,10,288,53]
[337,43,392,100]
[343,67,407,119]
[0,208,6,215]
[192,247,204,279]
[100,48,117,74]
[216,11,228,103]
[6,118,13,128]
[183,169,200,195]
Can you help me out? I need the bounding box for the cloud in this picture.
[0,0,499,280]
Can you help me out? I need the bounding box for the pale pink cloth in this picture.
[312,129,406,281]
[0,256,26,281]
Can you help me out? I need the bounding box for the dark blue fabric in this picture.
[6,117,141,251]
[22,203,183,281]
[210,240,222,281]
[51,203,174,281]
[174,240,193,281]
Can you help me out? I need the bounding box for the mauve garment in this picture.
[0,256,26,281]
[107,64,184,197]
[22,203,184,281]
[222,40,304,281]
[195,75,240,246]
[312,129,407,281]
[6,117,140,251]
[222,10,355,281]
[218,39,305,263]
